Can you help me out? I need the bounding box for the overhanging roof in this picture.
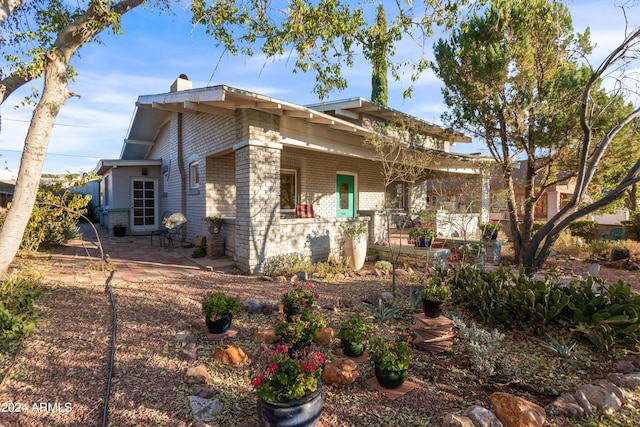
[94,159,162,175]
[121,85,370,160]
[306,98,472,144]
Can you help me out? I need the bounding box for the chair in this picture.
[150,211,172,246]
[602,226,625,241]
[296,204,315,218]
[163,213,187,248]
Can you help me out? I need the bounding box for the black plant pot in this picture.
[374,364,408,389]
[205,313,233,334]
[422,298,444,318]
[283,306,301,322]
[340,339,365,357]
[113,226,126,237]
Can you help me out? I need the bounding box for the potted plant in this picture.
[461,243,485,267]
[418,268,451,318]
[275,309,326,353]
[202,292,240,334]
[408,223,436,247]
[192,241,207,258]
[252,344,325,426]
[336,313,371,357]
[281,283,317,320]
[203,216,224,234]
[341,222,368,271]
[481,222,501,241]
[112,223,127,237]
[368,337,411,389]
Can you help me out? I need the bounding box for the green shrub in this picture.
[0,273,43,350]
[610,245,631,261]
[563,277,640,351]
[263,253,309,277]
[374,260,393,271]
[568,220,599,240]
[586,239,615,260]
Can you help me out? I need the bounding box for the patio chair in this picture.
[163,213,187,248]
[150,211,172,246]
[602,226,625,241]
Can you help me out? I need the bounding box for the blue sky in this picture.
[0,0,637,175]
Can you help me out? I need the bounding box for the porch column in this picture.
[481,172,491,224]
[234,140,283,274]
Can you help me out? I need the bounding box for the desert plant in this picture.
[263,253,309,277]
[367,299,402,322]
[539,335,578,359]
[452,316,504,376]
[341,222,368,238]
[374,260,393,271]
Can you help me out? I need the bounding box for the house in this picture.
[0,168,16,212]
[94,77,490,274]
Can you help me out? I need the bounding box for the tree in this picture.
[432,0,640,274]
[370,3,388,106]
[0,0,145,278]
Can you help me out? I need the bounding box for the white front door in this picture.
[130,178,158,234]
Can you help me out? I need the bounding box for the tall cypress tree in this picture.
[371,3,388,106]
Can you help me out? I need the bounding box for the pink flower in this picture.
[268,364,279,374]
[314,352,324,365]
[252,374,265,388]
[309,363,317,372]
[275,344,287,353]
[301,361,308,371]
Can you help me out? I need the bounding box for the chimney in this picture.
[170,74,192,92]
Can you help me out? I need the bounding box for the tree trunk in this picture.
[0,54,70,278]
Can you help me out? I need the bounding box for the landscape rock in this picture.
[241,298,261,314]
[178,342,199,361]
[544,393,585,418]
[323,358,360,386]
[380,292,394,303]
[615,360,636,374]
[490,392,545,427]
[252,328,279,343]
[313,327,334,346]
[594,379,626,405]
[260,300,277,315]
[193,385,216,399]
[213,345,248,366]
[573,389,594,416]
[296,271,308,281]
[188,395,222,423]
[619,353,640,369]
[443,413,474,426]
[463,405,503,427]
[186,365,211,384]
[576,384,622,415]
[608,373,640,390]
[175,330,196,344]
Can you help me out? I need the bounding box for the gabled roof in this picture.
[120,85,473,161]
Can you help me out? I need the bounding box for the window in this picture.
[189,162,199,189]
[386,182,405,208]
[280,169,298,211]
[426,195,438,207]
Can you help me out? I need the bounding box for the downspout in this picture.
[177,113,187,238]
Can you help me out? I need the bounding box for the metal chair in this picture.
[602,226,625,241]
[163,213,187,248]
[150,211,172,246]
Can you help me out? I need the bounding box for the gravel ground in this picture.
[0,251,638,426]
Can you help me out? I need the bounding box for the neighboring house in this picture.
[488,160,576,222]
[0,180,14,212]
[94,77,490,274]
[69,178,102,221]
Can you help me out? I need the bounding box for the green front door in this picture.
[336,174,355,218]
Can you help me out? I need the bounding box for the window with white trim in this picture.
[280,169,298,212]
[189,162,199,189]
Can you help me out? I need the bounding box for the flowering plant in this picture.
[281,283,318,308]
[337,313,371,344]
[415,268,451,301]
[409,223,436,240]
[275,309,326,344]
[251,344,324,402]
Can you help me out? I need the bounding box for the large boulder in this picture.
[490,392,545,427]
[213,345,248,366]
[575,384,623,415]
[463,405,503,427]
[323,358,360,386]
